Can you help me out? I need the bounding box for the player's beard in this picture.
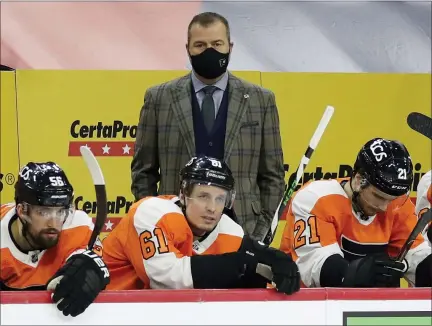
[26,226,60,249]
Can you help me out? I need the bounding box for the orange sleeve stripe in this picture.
[60,225,94,261]
[107,196,188,290]
[127,198,166,289]
[279,203,294,255]
[0,204,15,220]
[132,218,152,289]
[208,233,242,253]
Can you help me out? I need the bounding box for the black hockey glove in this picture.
[239,236,300,295]
[46,250,110,317]
[342,253,407,288]
[415,253,432,287]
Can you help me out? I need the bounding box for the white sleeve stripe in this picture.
[296,243,343,287]
[143,254,193,289]
[290,181,346,287]
[404,240,431,286]
[415,170,431,215]
[135,197,182,227]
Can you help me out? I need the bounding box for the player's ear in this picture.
[352,173,364,192]
[16,203,24,217]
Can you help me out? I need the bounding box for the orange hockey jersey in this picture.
[280,178,431,288]
[102,195,244,290]
[0,203,94,290]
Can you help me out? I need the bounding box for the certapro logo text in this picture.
[74,195,133,214]
[285,162,427,193]
[74,195,134,232]
[343,311,431,326]
[68,120,137,156]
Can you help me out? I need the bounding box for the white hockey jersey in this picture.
[415,170,431,239]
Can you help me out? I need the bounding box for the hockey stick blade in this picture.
[263,105,335,245]
[407,112,432,140]
[80,146,107,250]
[397,209,432,262]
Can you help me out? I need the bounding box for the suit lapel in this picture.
[170,74,195,157]
[224,73,249,160]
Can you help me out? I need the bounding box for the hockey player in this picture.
[0,162,110,317]
[415,170,432,243]
[103,155,300,293]
[280,138,431,288]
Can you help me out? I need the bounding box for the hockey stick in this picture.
[263,105,335,245]
[397,209,432,262]
[80,146,107,249]
[407,112,432,140]
[47,147,107,292]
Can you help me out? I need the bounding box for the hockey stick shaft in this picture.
[264,105,335,244]
[80,146,107,249]
[407,112,432,140]
[397,208,432,262]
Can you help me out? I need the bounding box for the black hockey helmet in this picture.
[353,138,413,196]
[180,155,234,191]
[15,162,74,208]
[180,155,235,208]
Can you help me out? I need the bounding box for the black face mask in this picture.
[189,47,230,80]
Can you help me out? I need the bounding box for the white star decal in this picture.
[102,144,110,154]
[105,220,114,231]
[122,144,131,154]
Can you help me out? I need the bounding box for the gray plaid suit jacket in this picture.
[131,72,285,240]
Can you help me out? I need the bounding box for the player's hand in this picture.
[268,250,300,295]
[343,253,407,288]
[239,236,300,295]
[46,250,110,317]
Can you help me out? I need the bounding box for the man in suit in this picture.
[131,12,285,241]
